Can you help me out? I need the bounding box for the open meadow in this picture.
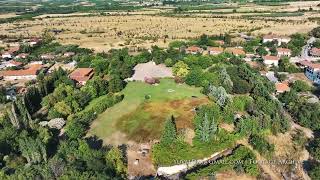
[0,1,318,52]
[88,79,208,145]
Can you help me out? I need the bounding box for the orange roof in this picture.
[311,48,320,56]
[7,46,20,54]
[208,47,223,52]
[0,64,42,76]
[275,82,290,92]
[225,48,245,55]
[69,68,94,82]
[298,60,320,69]
[277,48,291,53]
[186,46,202,52]
[263,55,280,61]
[263,34,277,39]
[8,60,23,66]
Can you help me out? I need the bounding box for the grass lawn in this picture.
[88,78,207,144]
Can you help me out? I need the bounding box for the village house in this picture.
[310,47,320,57]
[63,52,75,57]
[41,53,55,60]
[69,68,94,85]
[0,64,42,80]
[4,60,23,68]
[15,53,29,59]
[1,46,20,59]
[275,82,290,94]
[277,48,292,57]
[185,46,203,55]
[29,38,41,46]
[207,47,223,55]
[297,60,320,84]
[48,61,76,73]
[263,55,280,66]
[262,34,291,46]
[225,48,245,56]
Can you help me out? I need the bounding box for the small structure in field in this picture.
[144,76,160,85]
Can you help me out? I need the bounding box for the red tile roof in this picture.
[208,47,223,52]
[186,46,202,52]
[311,47,320,56]
[298,60,320,69]
[0,64,42,76]
[263,55,280,61]
[8,60,23,66]
[225,48,245,55]
[7,46,20,54]
[277,48,291,53]
[69,68,94,82]
[275,82,290,92]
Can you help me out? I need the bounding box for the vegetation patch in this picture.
[89,79,206,144]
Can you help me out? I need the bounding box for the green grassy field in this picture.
[88,78,207,144]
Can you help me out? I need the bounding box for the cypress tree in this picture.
[160,116,177,145]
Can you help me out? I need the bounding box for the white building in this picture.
[277,48,292,57]
[263,34,291,46]
[263,55,280,66]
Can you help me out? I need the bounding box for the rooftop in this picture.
[186,46,202,52]
[0,64,42,76]
[277,48,291,53]
[298,60,320,69]
[225,48,245,55]
[275,82,290,93]
[69,68,94,82]
[208,47,223,52]
[263,55,280,61]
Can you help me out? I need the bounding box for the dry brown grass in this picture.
[0,9,317,52]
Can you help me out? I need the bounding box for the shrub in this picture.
[249,134,274,156]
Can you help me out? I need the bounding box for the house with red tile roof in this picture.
[185,46,203,55]
[207,47,223,55]
[275,82,290,93]
[1,46,20,59]
[69,68,94,85]
[0,64,42,80]
[225,48,245,56]
[297,60,320,84]
[5,60,23,68]
[276,48,291,57]
[263,55,280,66]
[310,47,320,57]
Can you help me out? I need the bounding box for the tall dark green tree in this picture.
[160,116,177,145]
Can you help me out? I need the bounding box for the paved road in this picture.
[301,37,317,61]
